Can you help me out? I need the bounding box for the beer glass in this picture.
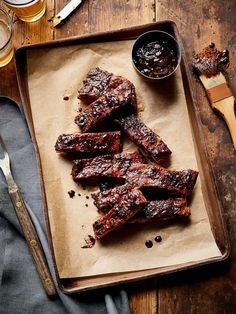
[0,7,13,67]
[3,0,46,23]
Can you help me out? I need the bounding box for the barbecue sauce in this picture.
[192,43,229,78]
[68,190,75,198]
[145,240,153,248]
[133,40,178,78]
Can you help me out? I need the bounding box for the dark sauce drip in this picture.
[81,235,96,248]
[145,240,153,248]
[85,204,88,207]
[86,196,89,199]
[154,235,162,243]
[68,190,75,198]
[63,96,69,101]
[134,40,178,78]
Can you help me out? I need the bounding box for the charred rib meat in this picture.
[126,164,198,196]
[77,67,170,161]
[115,114,171,162]
[55,131,122,155]
[91,164,198,203]
[71,151,147,183]
[129,198,190,224]
[75,80,136,132]
[93,188,147,240]
[78,67,137,110]
[92,184,134,212]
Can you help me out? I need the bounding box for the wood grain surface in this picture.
[0,0,236,313]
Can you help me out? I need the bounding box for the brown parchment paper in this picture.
[27,40,221,278]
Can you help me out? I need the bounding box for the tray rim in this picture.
[14,20,230,294]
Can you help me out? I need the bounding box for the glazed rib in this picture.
[78,67,137,110]
[71,151,146,183]
[75,80,136,132]
[129,198,190,224]
[92,184,134,212]
[93,188,147,240]
[91,184,190,215]
[126,164,198,196]
[115,114,171,162]
[91,163,198,203]
[55,131,122,155]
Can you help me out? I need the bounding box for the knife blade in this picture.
[51,0,84,27]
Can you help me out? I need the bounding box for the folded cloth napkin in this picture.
[0,97,131,314]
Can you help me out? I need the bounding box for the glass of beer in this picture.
[3,0,46,23]
[0,7,14,67]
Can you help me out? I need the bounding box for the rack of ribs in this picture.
[126,164,198,196]
[129,198,190,224]
[55,131,122,155]
[93,188,147,240]
[115,114,171,163]
[78,67,137,110]
[71,151,147,183]
[75,80,136,132]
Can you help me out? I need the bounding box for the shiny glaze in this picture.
[192,43,229,78]
[133,39,178,78]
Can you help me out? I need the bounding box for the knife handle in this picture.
[9,188,56,296]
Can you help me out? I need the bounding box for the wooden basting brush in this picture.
[192,43,236,149]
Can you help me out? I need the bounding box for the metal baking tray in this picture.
[15,20,230,293]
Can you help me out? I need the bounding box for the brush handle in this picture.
[212,96,236,149]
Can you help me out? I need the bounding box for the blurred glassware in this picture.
[0,7,13,67]
[3,0,46,23]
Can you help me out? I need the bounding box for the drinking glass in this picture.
[0,7,13,67]
[3,0,46,23]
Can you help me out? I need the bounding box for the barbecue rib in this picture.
[93,188,147,240]
[126,164,198,196]
[75,80,136,132]
[55,131,122,155]
[78,67,137,110]
[71,151,147,183]
[77,68,170,161]
[129,198,190,223]
[92,184,190,223]
[92,184,134,212]
[115,114,171,162]
[78,162,197,195]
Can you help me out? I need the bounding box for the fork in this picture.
[0,135,56,296]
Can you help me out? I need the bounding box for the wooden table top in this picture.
[0,1,235,312]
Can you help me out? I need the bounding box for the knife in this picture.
[0,135,56,296]
[51,0,84,28]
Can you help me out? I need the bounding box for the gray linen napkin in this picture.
[0,97,131,314]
